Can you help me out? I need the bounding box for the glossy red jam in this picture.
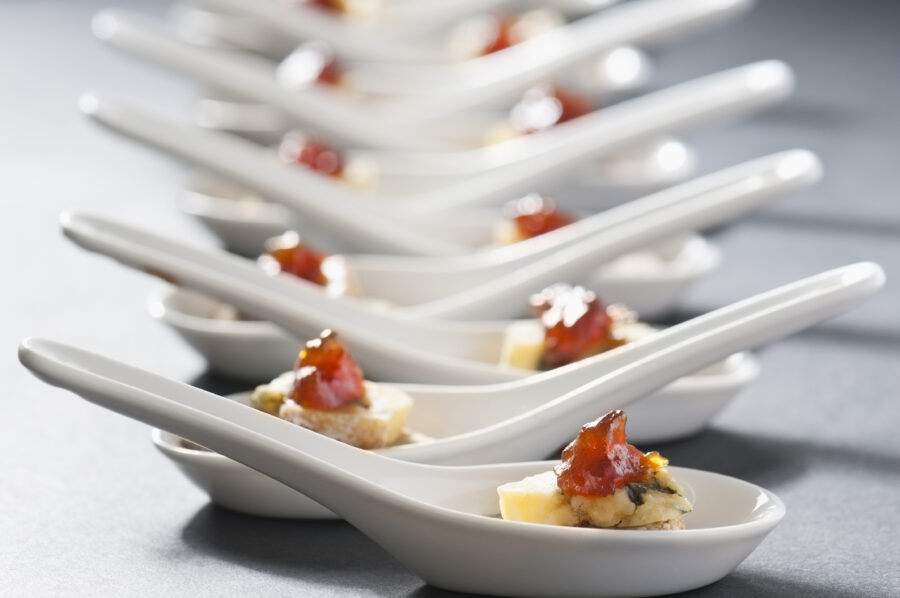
[290,330,367,410]
[507,194,575,239]
[509,85,593,134]
[555,410,667,497]
[303,0,344,13]
[279,133,344,177]
[530,284,624,369]
[263,233,329,285]
[317,59,342,85]
[478,14,518,55]
[282,41,342,87]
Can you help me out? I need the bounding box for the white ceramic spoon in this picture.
[92,1,759,145]
[80,60,788,220]
[149,284,755,445]
[20,339,784,598]
[61,150,818,327]
[357,0,539,36]
[280,0,620,38]
[62,205,880,392]
[168,3,297,59]
[168,0,747,79]
[176,138,697,259]
[328,151,821,309]
[176,178,719,316]
[124,262,890,455]
[34,262,879,463]
[173,0,610,53]
[177,150,815,286]
[148,351,751,519]
[80,63,793,256]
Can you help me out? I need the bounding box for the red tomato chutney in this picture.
[530,284,625,369]
[478,14,519,55]
[509,85,593,134]
[506,194,575,239]
[303,0,344,14]
[291,330,367,410]
[262,232,329,285]
[555,410,668,497]
[279,133,344,177]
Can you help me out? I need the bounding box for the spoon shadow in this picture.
[667,572,865,598]
[649,428,900,489]
[411,573,862,598]
[189,371,248,396]
[180,507,412,587]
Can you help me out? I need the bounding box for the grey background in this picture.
[2,1,899,596]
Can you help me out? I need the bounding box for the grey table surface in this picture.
[2,1,899,596]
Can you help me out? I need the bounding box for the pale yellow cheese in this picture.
[252,374,413,449]
[498,469,691,529]
[498,319,546,371]
[498,471,579,526]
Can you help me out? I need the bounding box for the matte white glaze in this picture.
[20,336,791,597]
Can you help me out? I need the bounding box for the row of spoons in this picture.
[22,1,885,595]
[20,260,884,596]
[100,0,754,132]
[81,58,793,255]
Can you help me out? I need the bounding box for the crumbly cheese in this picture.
[498,318,655,370]
[498,469,691,529]
[251,373,413,449]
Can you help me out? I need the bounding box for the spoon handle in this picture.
[60,211,505,384]
[378,0,754,118]
[17,337,553,515]
[16,336,424,512]
[91,9,449,151]
[79,93,459,257]
[403,150,820,320]
[399,61,794,211]
[398,263,885,464]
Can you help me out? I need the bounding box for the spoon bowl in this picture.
[20,336,786,597]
